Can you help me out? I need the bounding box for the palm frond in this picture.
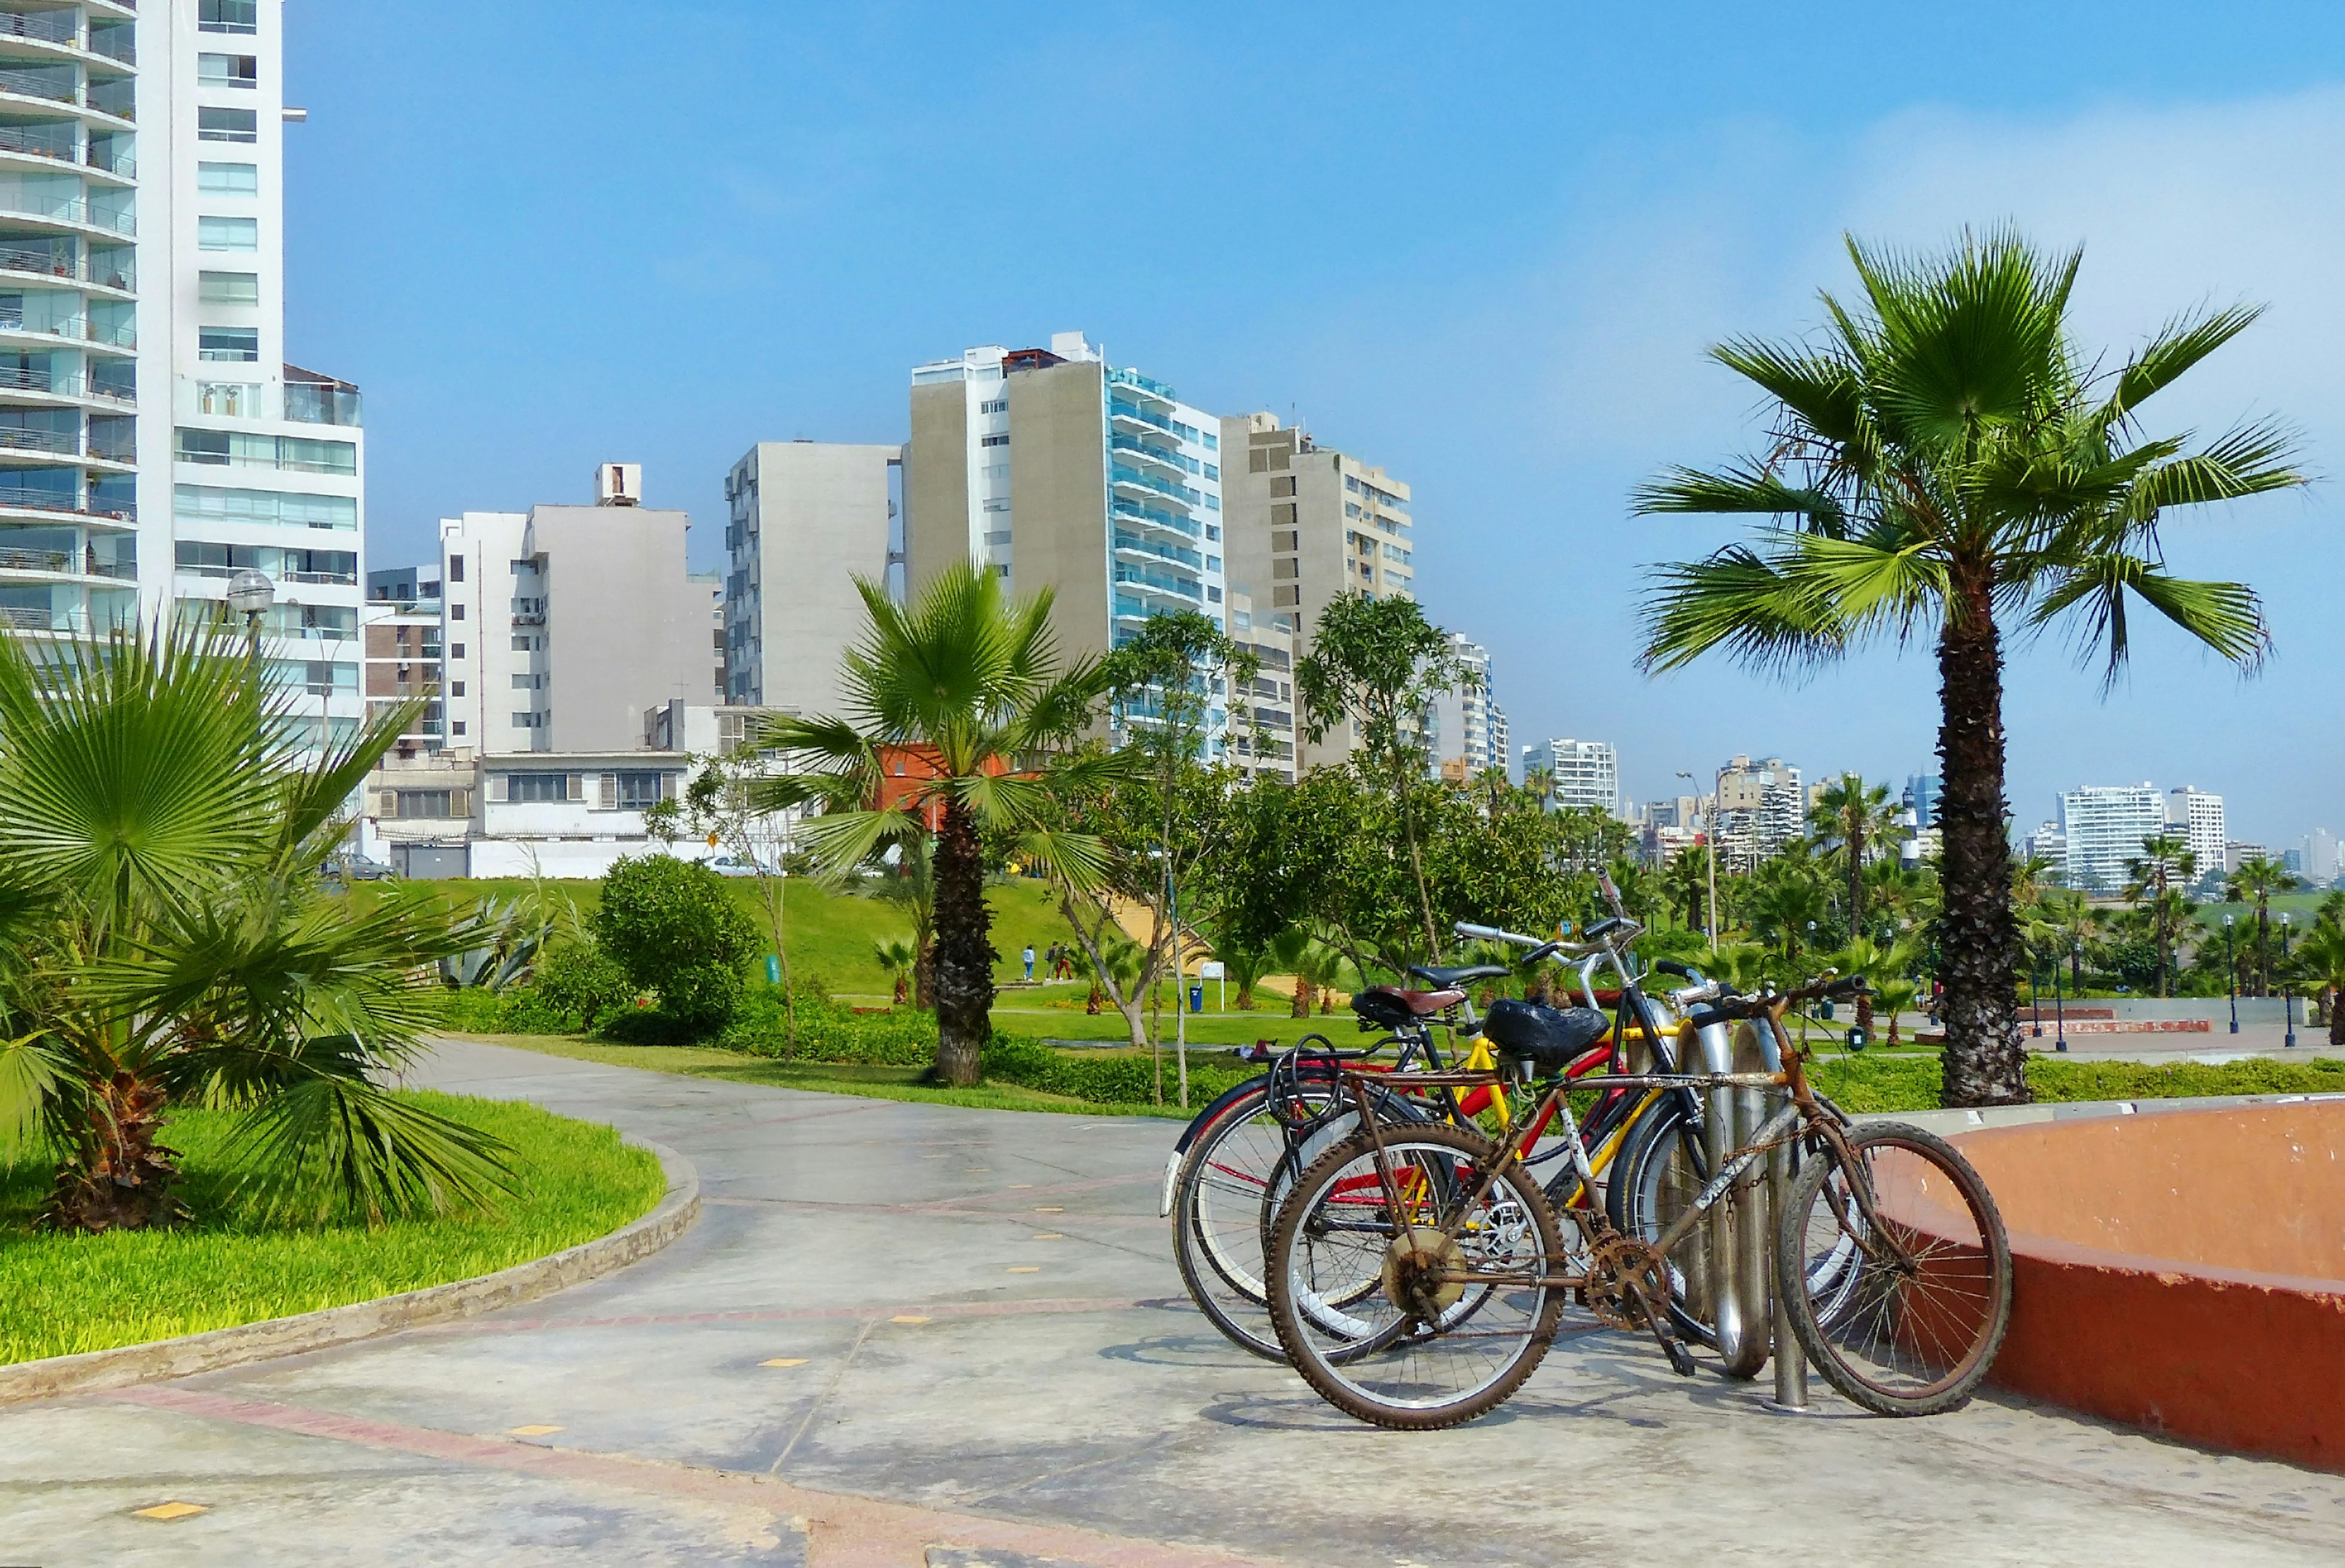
[1638,540,1846,675]
[1632,462,1847,532]
[2030,553,2268,688]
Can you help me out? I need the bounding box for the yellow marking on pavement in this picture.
[890,1315,931,1324]
[507,1425,563,1437]
[1034,1207,1064,1213]
[1008,1183,1034,1189]
[1033,1233,1063,1240]
[760,1358,809,1368]
[134,1502,207,1521]
[922,1154,947,1160]
[1007,1266,1041,1274]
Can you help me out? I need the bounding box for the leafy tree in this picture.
[532,940,634,1030]
[2285,922,2345,1045]
[754,567,1118,1087]
[2121,832,2197,998]
[1638,230,2301,1105]
[1663,845,1714,937]
[1296,592,1466,963]
[2223,855,2300,997]
[0,626,504,1232]
[594,855,759,1031]
[1809,773,1896,935]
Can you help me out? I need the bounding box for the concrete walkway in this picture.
[4,1039,2343,1566]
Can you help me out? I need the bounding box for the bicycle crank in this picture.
[1381,1225,1466,1319]
[1583,1235,1670,1330]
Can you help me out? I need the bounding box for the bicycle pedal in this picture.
[1658,1334,1698,1377]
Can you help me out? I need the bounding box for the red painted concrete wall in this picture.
[1950,1103,2345,1472]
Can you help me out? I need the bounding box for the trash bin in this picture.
[766,954,782,987]
[1189,983,1204,1014]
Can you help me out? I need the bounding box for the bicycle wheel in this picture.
[1267,1123,1567,1430]
[1172,1077,1352,1360]
[1777,1122,2013,1416]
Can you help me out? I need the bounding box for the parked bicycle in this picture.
[1262,968,2015,1429]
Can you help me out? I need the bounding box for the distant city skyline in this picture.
[280,4,2343,844]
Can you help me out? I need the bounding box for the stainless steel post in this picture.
[1695,1018,1765,1377]
[1768,1135,1808,1411]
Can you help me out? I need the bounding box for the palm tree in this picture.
[755,567,1121,1087]
[2040,888,2104,991]
[1827,932,1917,1042]
[2121,832,2197,998]
[1872,976,1922,1048]
[1663,844,1713,938]
[1809,773,1895,935]
[2223,855,2300,998]
[2285,923,2345,1046]
[0,626,504,1233]
[1521,766,1555,811]
[867,835,936,1009]
[1637,230,2302,1105]
[872,937,917,1006]
[1747,874,1830,977]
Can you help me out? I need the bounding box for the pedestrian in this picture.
[1022,943,1035,982]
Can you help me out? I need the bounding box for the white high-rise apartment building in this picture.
[2059,783,2167,891]
[2166,786,2226,873]
[1525,737,1618,815]
[721,440,901,716]
[0,1,365,746]
[2301,827,2341,885]
[1430,633,1506,783]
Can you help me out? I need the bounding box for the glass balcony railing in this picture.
[1106,366,1176,401]
[1110,496,1199,538]
[1110,462,1199,507]
[285,378,363,427]
[1113,565,1202,601]
[1112,529,1201,570]
[0,484,134,521]
[0,364,134,405]
[0,190,135,236]
[1110,432,1200,475]
[0,10,77,45]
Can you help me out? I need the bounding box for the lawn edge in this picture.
[0,1136,700,1406]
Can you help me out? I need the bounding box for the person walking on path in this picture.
[1022,944,1036,982]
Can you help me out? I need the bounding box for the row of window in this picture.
[197,53,258,89]
[174,484,356,531]
[174,540,356,581]
[197,107,258,144]
[199,162,258,195]
[176,428,357,475]
[495,771,674,809]
[200,1,261,35]
[198,216,258,252]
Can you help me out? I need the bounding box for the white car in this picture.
[703,854,771,877]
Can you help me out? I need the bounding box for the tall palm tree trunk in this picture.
[1848,822,1875,1039]
[931,798,994,1087]
[1935,581,2031,1106]
[47,1068,184,1233]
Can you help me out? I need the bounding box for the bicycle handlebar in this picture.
[1453,921,1543,948]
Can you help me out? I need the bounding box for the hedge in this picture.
[978,1033,1254,1106]
[1808,1050,2345,1113]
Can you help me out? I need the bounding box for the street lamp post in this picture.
[1677,769,1717,951]
[225,568,275,666]
[2225,913,2239,1034]
[2282,912,2296,1049]
[2054,938,2071,1053]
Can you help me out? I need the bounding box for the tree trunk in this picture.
[929,797,994,1087]
[1235,977,1255,1011]
[2255,904,2272,998]
[1290,976,1312,1017]
[46,1070,185,1233]
[2330,987,2344,1047]
[1934,573,2031,1106]
[914,937,936,1012]
[1848,819,1865,938]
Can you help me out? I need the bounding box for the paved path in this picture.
[6,1039,2344,1566]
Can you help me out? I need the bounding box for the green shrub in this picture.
[592,855,759,1031]
[1809,1048,2345,1114]
[979,1032,1253,1106]
[718,986,940,1065]
[533,940,635,1030]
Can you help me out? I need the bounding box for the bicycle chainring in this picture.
[1584,1235,1671,1330]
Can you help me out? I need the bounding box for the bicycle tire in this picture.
[1267,1122,1567,1430]
[1171,1079,1345,1359]
[1603,1092,1726,1354]
[1776,1122,2013,1417]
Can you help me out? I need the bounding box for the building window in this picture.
[197,161,258,195]
[507,772,571,803]
[449,642,464,658]
[196,382,255,416]
[511,634,531,651]
[197,107,257,143]
[198,216,260,251]
[198,327,259,362]
[173,483,355,530]
[979,434,1009,447]
[979,398,1006,413]
[451,720,465,736]
[199,270,260,303]
[198,53,260,89]
[510,672,537,689]
[613,770,667,809]
[394,789,452,819]
[199,0,260,34]
[447,556,464,582]
[450,604,464,620]
[450,680,465,697]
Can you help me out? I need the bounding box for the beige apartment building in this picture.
[1218,412,1415,771]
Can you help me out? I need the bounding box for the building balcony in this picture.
[0,244,133,294]
[0,188,134,238]
[1112,565,1203,603]
[0,364,133,410]
[0,542,131,581]
[0,484,133,525]
[1105,366,1176,404]
[0,313,133,353]
[1111,530,1201,570]
[1108,397,1190,441]
[0,67,133,125]
[1110,495,1200,539]
[1110,432,1195,475]
[1110,462,1200,508]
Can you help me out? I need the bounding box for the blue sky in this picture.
[287,2,2341,846]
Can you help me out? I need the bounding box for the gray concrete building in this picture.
[435,466,711,757]
[722,440,902,718]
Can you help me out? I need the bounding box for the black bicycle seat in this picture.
[1406,963,1511,988]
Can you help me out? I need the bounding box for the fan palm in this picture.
[2223,855,2300,998]
[752,565,1122,1086]
[1637,229,2302,1105]
[2121,832,2197,997]
[2285,923,2345,1046]
[1808,773,1896,934]
[0,626,505,1232]
[872,937,917,1006]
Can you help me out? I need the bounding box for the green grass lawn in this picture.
[0,1092,666,1366]
[389,874,1088,999]
[481,1033,1198,1118]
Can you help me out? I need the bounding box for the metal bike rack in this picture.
[1693,1013,1810,1403]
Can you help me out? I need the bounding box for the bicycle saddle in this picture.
[1406,963,1511,989]
[1482,997,1610,1069]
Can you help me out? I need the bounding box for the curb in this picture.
[0,1136,700,1407]
[1864,1089,2345,1138]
